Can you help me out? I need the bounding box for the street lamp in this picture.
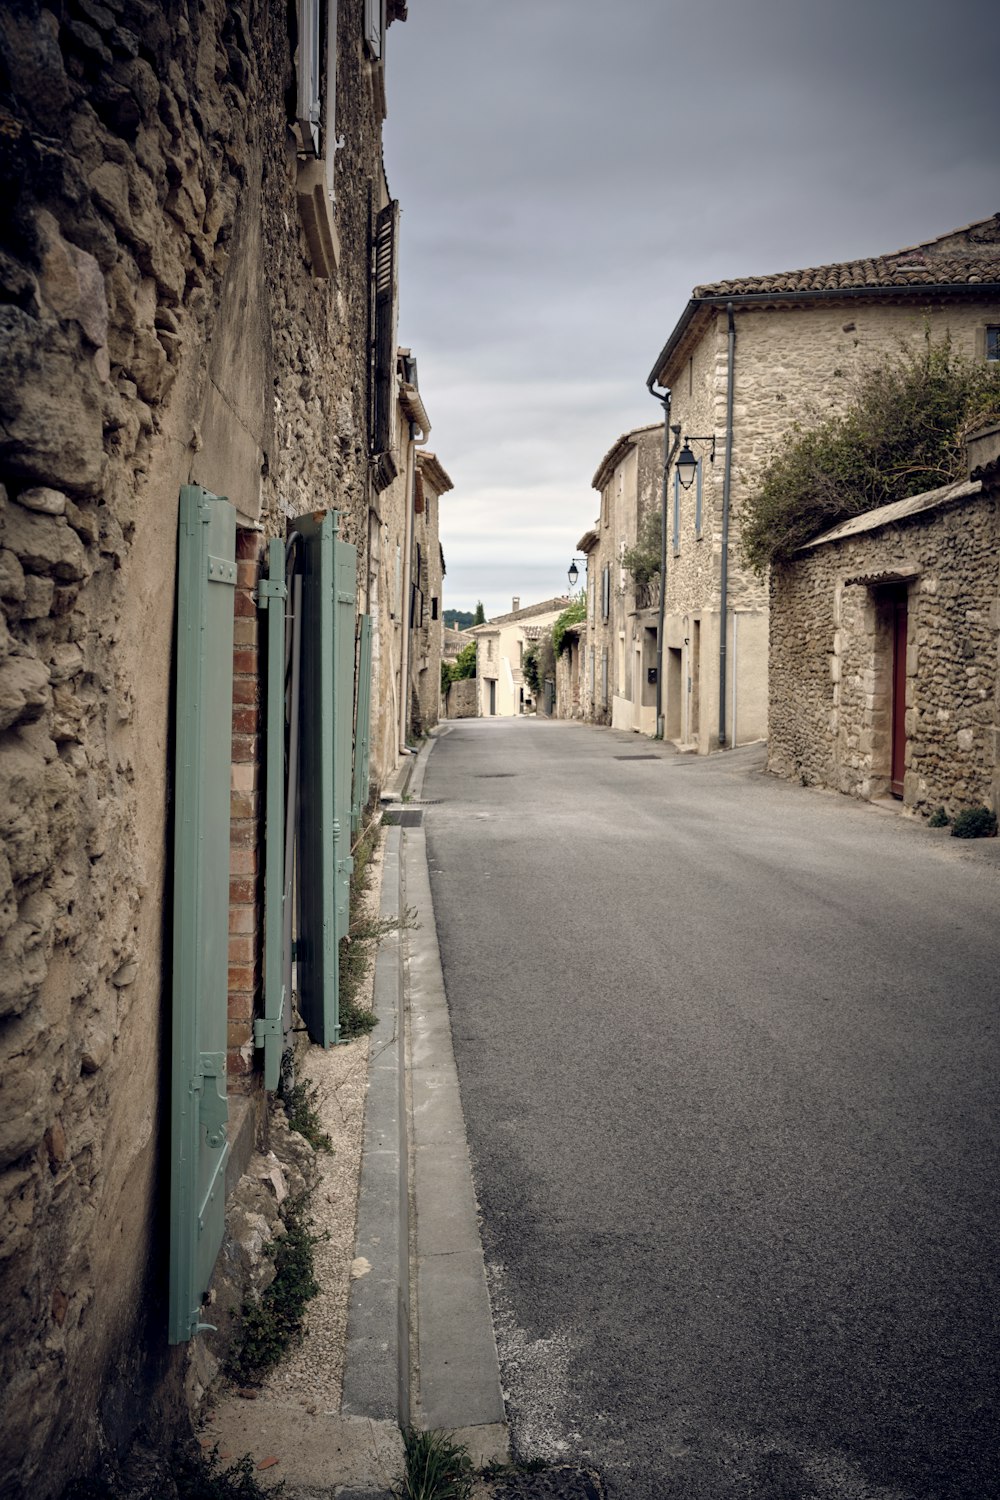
[567,557,585,588]
[676,435,716,489]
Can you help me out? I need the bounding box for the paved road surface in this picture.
[422,718,1000,1500]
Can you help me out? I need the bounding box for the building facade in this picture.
[646,215,1000,753]
[0,2,422,1493]
[472,597,569,717]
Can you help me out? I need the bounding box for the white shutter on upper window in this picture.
[364,0,383,58]
[297,0,322,155]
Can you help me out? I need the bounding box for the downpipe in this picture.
[646,377,681,739]
[718,303,736,749]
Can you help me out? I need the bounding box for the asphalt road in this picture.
[421,718,1000,1500]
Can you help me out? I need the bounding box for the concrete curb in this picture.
[341,823,409,1426]
[342,729,507,1464]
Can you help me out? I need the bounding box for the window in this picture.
[431,597,439,621]
[601,564,611,621]
[364,0,384,59]
[296,0,322,155]
[372,201,400,491]
[987,326,1000,362]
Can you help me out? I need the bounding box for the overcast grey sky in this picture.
[383,0,999,620]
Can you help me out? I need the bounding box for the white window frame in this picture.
[296,0,322,156]
[364,0,385,59]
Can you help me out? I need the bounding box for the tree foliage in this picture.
[473,600,486,625]
[740,338,1000,573]
[552,593,586,657]
[522,641,540,695]
[446,641,477,681]
[621,507,663,585]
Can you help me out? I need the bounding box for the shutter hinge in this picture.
[196,1052,228,1148]
[207,555,237,585]
[257,578,288,608]
[253,1016,283,1045]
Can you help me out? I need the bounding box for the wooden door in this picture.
[890,591,908,798]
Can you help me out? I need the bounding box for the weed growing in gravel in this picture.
[173,1447,286,1499]
[61,1445,284,1500]
[339,820,418,1039]
[280,1079,333,1153]
[226,1196,322,1385]
[392,1428,473,1500]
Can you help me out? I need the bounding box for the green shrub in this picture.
[950,806,997,839]
[448,641,477,681]
[522,641,541,695]
[928,807,950,828]
[741,338,1000,573]
[552,594,586,657]
[280,1080,332,1153]
[622,507,663,586]
[226,1197,321,1384]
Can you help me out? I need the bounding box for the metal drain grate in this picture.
[383,808,424,827]
[476,772,516,778]
[613,754,661,761]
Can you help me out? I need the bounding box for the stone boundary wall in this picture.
[768,489,1000,815]
[444,676,477,719]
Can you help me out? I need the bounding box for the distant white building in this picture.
[471,596,570,716]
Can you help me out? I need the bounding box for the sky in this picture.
[382,0,999,621]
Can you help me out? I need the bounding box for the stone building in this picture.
[472,597,569,717]
[0,1,420,1494]
[767,426,1000,817]
[576,423,663,729]
[411,449,452,733]
[554,620,586,720]
[646,215,1000,753]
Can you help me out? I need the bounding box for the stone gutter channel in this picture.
[204,730,509,1498]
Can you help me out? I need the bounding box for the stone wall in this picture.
[768,483,1000,815]
[0,1,392,1494]
[443,675,477,719]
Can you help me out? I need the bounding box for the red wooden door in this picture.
[890,592,908,798]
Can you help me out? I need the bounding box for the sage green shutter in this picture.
[352,614,373,836]
[169,485,236,1345]
[333,539,357,943]
[297,511,338,1045]
[255,539,287,1089]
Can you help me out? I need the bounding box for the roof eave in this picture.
[648,281,1000,387]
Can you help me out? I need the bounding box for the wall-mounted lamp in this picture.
[567,556,586,588]
[676,434,716,490]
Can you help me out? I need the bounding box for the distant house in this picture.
[646,214,1000,753]
[471,597,569,717]
[576,423,663,729]
[768,426,1000,817]
[412,450,453,734]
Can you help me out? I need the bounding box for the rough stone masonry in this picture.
[0,2,388,1494]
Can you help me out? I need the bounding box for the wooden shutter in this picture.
[672,471,680,555]
[372,201,399,492]
[169,485,236,1344]
[364,0,383,58]
[352,615,373,836]
[297,0,322,154]
[256,539,287,1091]
[296,512,357,1046]
[296,512,338,1045]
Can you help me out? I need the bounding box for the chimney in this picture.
[512,596,520,612]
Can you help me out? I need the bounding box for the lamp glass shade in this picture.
[568,562,579,587]
[676,443,697,490]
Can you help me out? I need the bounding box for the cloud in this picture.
[384,0,1000,614]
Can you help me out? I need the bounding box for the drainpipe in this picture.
[646,377,681,739]
[398,421,418,754]
[718,303,736,748]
